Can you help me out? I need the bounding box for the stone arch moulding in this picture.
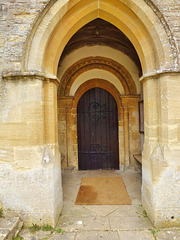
[73,78,123,111]
[58,56,137,97]
[25,0,176,78]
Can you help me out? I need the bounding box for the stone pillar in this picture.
[142,73,180,227]
[121,96,141,168]
[127,96,141,168]
[57,96,76,169]
[0,73,63,227]
[118,106,125,168]
[123,106,130,167]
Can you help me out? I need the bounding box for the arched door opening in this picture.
[77,87,119,170]
[57,18,142,171]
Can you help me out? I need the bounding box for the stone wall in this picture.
[0,0,179,75]
[142,72,180,227]
[0,73,63,226]
[151,0,180,62]
[0,0,50,73]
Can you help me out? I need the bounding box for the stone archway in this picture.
[58,56,137,96]
[25,0,175,75]
[57,52,141,171]
[1,0,179,228]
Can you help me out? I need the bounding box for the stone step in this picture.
[0,216,23,240]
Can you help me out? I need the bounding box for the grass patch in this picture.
[54,228,64,234]
[151,229,157,240]
[42,224,53,231]
[13,237,24,240]
[149,228,160,240]
[142,210,148,218]
[0,208,3,217]
[28,223,41,232]
[28,223,64,235]
[136,209,148,219]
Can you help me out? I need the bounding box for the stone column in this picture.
[123,106,130,167]
[142,72,180,227]
[118,106,125,169]
[127,96,141,168]
[121,96,130,167]
[57,96,75,169]
[43,78,63,227]
[121,96,141,168]
[0,73,63,227]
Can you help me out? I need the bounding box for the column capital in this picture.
[140,69,180,82]
[57,96,74,109]
[121,95,140,106]
[2,71,60,85]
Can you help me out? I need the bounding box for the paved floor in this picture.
[19,169,180,239]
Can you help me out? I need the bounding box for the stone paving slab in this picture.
[108,204,143,217]
[156,228,180,240]
[57,216,110,232]
[0,229,9,240]
[49,232,76,240]
[0,216,22,240]
[75,231,119,240]
[83,205,120,217]
[0,217,19,231]
[17,228,180,240]
[118,230,154,240]
[61,204,96,217]
[109,216,152,230]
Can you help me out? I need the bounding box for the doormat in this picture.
[75,177,132,205]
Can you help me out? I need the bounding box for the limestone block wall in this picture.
[0,0,50,73]
[0,75,63,226]
[147,0,180,67]
[142,73,180,227]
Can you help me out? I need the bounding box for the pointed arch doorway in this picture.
[77,87,119,170]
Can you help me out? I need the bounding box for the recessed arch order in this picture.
[58,56,137,96]
[25,0,175,78]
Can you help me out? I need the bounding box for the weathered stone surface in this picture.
[157,228,180,240]
[76,231,119,240]
[0,0,179,229]
[0,216,23,240]
[11,169,180,239]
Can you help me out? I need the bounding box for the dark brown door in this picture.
[77,87,119,170]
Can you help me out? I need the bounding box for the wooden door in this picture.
[77,87,119,170]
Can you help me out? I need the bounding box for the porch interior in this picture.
[56,169,153,232]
